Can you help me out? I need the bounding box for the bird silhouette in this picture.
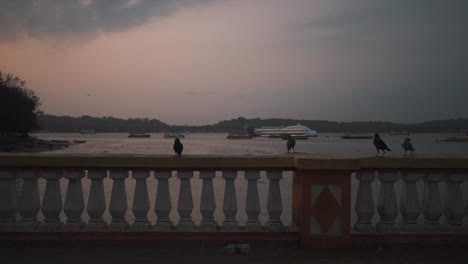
[173,138,183,157]
[401,137,414,156]
[286,135,296,153]
[373,133,391,157]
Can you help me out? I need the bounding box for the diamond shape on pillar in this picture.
[312,185,341,233]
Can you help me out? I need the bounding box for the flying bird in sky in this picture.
[173,138,183,157]
[373,133,391,157]
[401,137,414,156]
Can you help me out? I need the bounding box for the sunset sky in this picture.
[1,0,467,125]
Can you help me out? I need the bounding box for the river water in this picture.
[28,133,468,227]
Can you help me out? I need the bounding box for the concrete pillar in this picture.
[153,171,173,230]
[17,170,40,231]
[399,172,422,231]
[0,170,17,231]
[85,170,107,230]
[422,172,443,225]
[131,170,150,230]
[199,170,217,231]
[221,170,238,230]
[176,171,194,230]
[266,170,283,231]
[39,170,63,231]
[62,169,85,231]
[108,170,129,230]
[444,173,465,227]
[354,171,376,233]
[376,171,398,233]
[245,170,262,231]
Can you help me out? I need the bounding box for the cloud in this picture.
[183,90,217,96]
[0,0,211,43]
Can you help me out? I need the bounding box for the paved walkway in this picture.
[1,245,467,264]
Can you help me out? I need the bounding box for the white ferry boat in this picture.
[255,124,318,137]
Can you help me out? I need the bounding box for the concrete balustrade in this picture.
[0,170,16,231]
[153,171,172,230]
[354,171,375,232]
[0,155,467,246]
[376,171,399,232]
[85,170,107,230]
[399,172,422,231]
[62,169,85,231]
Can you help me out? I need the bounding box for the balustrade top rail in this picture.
[1,154,468,171]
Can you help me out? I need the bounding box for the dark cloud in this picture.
[183,90,217,96]
[0,0,209,42]
[285,0,468,122]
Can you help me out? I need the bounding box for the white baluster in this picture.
[85,170,107,230]
[62,170,85,231]
[422,172,443,226]
[0,170,17,231]
[177,171,194,231]
[199,170,217,231]
[444,173,465,228]
[245,170,262,231]
[354,171,376,233]
[266,171,283,231]
[131,170,150,230]
[221,170,238,231]
[17,170,40,231]
[153,171,173,230]
[39,170,63,231]
[399,172,422,232]
[376,171,398,233]
[108,170,129,231]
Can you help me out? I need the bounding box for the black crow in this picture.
[401,137,414,156]
[373,133,391,157]
[286,135,296,153]
[173,138,183,157]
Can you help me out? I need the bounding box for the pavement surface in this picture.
[1,245,467,264]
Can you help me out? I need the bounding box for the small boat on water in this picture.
[52,139,70,143]
[226,134,253,139]
[436,137,468,142]
[255,124,318,137]
[80,129,96,135]
[128,133,150,138]
[280,133,308,140]
[341,135,373,139]
[163,133,185,139]
[73,140,87,144]
[389,131,409,136]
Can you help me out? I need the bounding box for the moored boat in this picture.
[226,134,253,139]
[73,140,87,144]
[341,134,373,139]
[255,124,317,138]
[163,133,185,139]
[128,133,150,138]
[389,131,409,136]
[281,133,308,140]
[80,129,96,135]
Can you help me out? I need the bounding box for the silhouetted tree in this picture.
[0,71,41,136]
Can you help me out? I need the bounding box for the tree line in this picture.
[38,115,468,134]
[2,71,467,135]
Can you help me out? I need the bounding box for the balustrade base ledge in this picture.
[349,234,468,247]
[0,231,300,247]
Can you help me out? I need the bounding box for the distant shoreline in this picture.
[37,115,468,134]
[0,135,70,153]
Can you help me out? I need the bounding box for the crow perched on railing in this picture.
[286,135,296,153]
[173,138,183,157]
[373,133,391,157]
[402,137,414,156]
